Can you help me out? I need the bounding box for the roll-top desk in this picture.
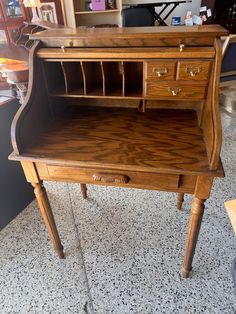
[10,25,228,278]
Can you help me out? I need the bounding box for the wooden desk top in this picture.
[29,25,228,48]
[13,106,222,177]
[30,25,228,39]
[0,59,28,84]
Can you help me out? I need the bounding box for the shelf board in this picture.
[50,88,142,99]
[23,106,212,175]
[75,9,119,15]
[50,93,142,100]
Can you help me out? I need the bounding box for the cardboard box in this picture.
[92,0,106,11]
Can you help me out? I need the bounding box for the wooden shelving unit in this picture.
[68,0,122,27]
[43,60,143,98]
[0,0,28,45]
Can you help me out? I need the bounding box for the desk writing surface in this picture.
[22,106,210,175]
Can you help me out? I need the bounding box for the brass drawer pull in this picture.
[153,67,168,77]
[61,45,65,53]
[186,67,201,77]
[168,87,182,96]
[179,44,185,52]
[93,173,130,184]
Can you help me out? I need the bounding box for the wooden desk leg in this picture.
[32,181,64,258]
[80,184,87,199]
[182,197,205,278]
[176,193,184,210]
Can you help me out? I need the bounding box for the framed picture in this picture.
[37,0,66,25]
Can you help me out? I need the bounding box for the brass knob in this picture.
[179,44,185,52]
[61,45,65,52]
[186,67,201,77]
[168,87,182,96]
[153,67,168,77]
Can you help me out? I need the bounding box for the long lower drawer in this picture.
[35,163,197,193]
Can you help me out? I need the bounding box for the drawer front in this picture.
[145,61,176,80]
[177,60,212,81]
[37,37,216,49]
[145,81,207,100]
[43,165,180,191]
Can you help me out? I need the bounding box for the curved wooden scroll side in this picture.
[11,40,53,155]
[200,38,222,170]
[209,38,223,169]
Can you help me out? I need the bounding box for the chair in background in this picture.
[221,35,236,81]
[122,7,155,27]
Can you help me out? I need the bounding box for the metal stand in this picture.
[124,0,192,26]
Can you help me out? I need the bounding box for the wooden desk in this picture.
[0,58,28,102]
[10,25,228,278]
[13,21,66,50]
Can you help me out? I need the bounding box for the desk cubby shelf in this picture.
[44,60,143,98]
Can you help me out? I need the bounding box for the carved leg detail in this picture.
[80,184,87,199]
[32,182,64,258]
[182,197,205,278]
[176,193,185,210]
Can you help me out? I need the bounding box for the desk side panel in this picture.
[11,40,53,155]
[200,38,222,170]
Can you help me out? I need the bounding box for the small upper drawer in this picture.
[145,61,176,80]
[177,61,212,81]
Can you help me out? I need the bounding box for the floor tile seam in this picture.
[67,183,95,314]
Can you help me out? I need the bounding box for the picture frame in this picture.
[37,0,66,25]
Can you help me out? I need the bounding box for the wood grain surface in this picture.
[30,25,228,48]
[19,106,213,175]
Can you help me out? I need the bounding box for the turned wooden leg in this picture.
[32,181,64,258]
[80,183,87,199]
[182,197,205,278]
[176,193,184,210]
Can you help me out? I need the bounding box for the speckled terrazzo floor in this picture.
[0,99,236,314]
